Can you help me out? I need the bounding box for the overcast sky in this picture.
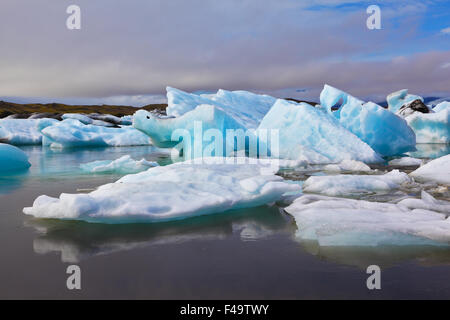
[0,0,449,106]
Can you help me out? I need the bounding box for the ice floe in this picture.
[433,101,450,113]
[388,157,423,167]
[323,160,371,172]
[320,85,416,156]
[285,192,450,246]
[80,155,159,174]
[410,154,450,185]
[0,118,58,145]
[41,119,152,148]
[0,143,31,172]
[257,99,382,164]
[23,157,300,223]
[166,87,276,129]
[303,170,412,196]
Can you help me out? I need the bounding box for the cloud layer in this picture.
[0,0,449,104]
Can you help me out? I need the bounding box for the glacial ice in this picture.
[256,99,382,164]
[386,89,424,113]
[41,119,152,148]
[80,155,159,174]
[323,160,371,172]
[133,105,248,158]
[285,192,450,246]
[410,154,450,185]
[23,158,300,223]
[388,157,423,167]
[0,143,31,172]
[166,87,277,129]
[433,101,450,113]
[302,170,412,196]
[405,108,450,144]
[320,85,416,156]
[62,113,93,125]
[0,118,58,145]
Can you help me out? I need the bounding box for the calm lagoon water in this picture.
[0,145,449,299]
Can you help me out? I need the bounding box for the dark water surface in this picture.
[0,145,449,299]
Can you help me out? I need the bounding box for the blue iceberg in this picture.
[0,143,31,172]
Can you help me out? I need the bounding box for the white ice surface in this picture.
[323,160,371,172]
[410,154,450,184]
[23,157,300,223]
[80,155,158,174]
[285,192,450,246]
[41,119,152,148]
[303,170,412,196]
[386,89,424,113]
[388,157,423,166]
[0,118,58,145]
[405,109,450,144]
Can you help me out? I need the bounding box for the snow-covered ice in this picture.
[0,143,31,172]
[257,99,382,164]
[320,85,416,156]
[386,89,424,113]
[23,158,300,223]
[388,157,423,167]
[285,192,450,246]
[410,154,450,184]
[405,108,450,144]
[303,170,412,196]
[166,87,276,129]
[61,113,94,125]
[80,155,158,174]
[433,101,450,113]
[0,118,58,145]
[41,119,152,148]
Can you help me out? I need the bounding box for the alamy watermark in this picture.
[366,265,381,290]
[366,5,381,30]
[66,5,81,30]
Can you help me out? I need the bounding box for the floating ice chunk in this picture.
[166,87,276,129]
[80,155,158,174]
[303,170,412,196]
[323,160,371,172]
[387,89,424,113]
[405,109,450,144]
[388,157,423,167]
[285,193,450,246]
[410,154,450,184]
[41,119,152,149]
[398,190,450,214]
[0,143,31,172]
[320,85,416,156]
[257,99,382,164]
[61,113,93,124]
[23,157,300,223]
[133,105,248,158]
[120,115,133,125]
[433,101,450,113]
[0,118,58,145]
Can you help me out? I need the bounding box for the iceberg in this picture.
[61,113,93,125]
[41,119,152,148]
[133,105,250,158]
[405,109,450,144]
[256,99,382,164]
[0,118,58,145]
[23,157,300,223]
[410,154,450,185]
[80,155,158,174]
[166,87,276,129]
[0,143,31,172]
[302,170,412,196]
[386,89,424,113]
[320,85,416,156]
[285,192,450,246]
